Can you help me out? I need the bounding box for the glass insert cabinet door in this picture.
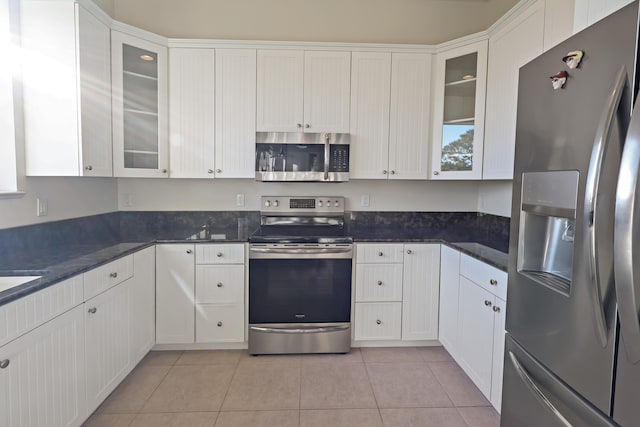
[431,40,488,180]
[111,31,168,177]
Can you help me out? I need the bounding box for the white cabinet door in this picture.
[256,50,304,132]
[389,53,431,180]
[354,302,402,341]
[303,51,351,133]
[0,305,86,427]
[156,244,195,344]
[456,276,495,397]
[349,52,392,179]
[431,41,488,180]
[112,31,168,178]
[483,1,544,179]
[438,245,461,357]
[85,280,131,415]
[215,49,257,178]
[21,2,111,177]
[168,47,215,178]
[402,244,440,340]
[491,296,507,412]
[130,246,156,366]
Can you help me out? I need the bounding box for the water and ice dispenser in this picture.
[517,171,580,295]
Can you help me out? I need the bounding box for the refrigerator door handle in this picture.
[584,65,628,347]
[614,86,640,363]
[508,351,573,427]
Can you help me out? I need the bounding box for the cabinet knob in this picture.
[162,169,167,173]
[378,252,384,257]
[377,280,383,286]
[433,171,440,176]
[484,300,492,307]
[490,279,498,286]
[186,249,193,254]
[297,123,302,128]
[305,124,310,129]
[383,170,388,175]
[85,165,93,171]
[0,359,9,369]
[376,319,382,325]
[217,282,223,288]
[88,307,97,314]
[390,170,396,175]
[109,272,118,278]
[208,169,214,174]
[217,321,223,327]
[217,252,223,257]
[406,249,412,254]
[493,306,501,313]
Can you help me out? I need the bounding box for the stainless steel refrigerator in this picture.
[503,2,640,426]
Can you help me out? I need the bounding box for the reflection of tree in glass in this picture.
[442,129,473,171]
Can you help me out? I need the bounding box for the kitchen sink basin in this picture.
[0,274,43,292]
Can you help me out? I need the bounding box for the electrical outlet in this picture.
[360,194,370,207]
[36,198,48,216]
[236,193,245,207]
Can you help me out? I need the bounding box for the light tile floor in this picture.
[84,346,500,427]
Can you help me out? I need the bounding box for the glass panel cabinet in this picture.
[112,31,168,177]
[431,40,488,180]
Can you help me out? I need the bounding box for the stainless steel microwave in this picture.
[255,132,349,182]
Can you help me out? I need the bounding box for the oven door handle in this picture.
[249,246,353,258]
[250,325,350,334]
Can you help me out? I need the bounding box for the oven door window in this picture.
[249,258,352,324]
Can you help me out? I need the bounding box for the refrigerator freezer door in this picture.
[501,335,616,427]
[507,2,638,414]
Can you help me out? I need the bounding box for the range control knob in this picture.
[318,200,323,207]
[265,200,271,207]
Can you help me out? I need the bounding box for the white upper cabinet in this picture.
[215,49,257,178]
[431,40,488,180]
[21,1,112,177]
[389,53,432,180]
[168,48,215,178]
[350,52,431,180]
[349,52,392,179]
[483,1,544,180]
[112,31,168,178]
[257,50,351,133]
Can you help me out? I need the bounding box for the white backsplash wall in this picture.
[478,181,513,217]
[117,178,481,212]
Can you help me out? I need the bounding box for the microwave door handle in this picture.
[584,65,629,347]
[324,133,330,180]
[615,93,640,363]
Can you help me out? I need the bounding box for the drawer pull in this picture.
[376,319,382,325]
[109,272,118,278]
[217,321,223,327]
[377,280,383,286]
[490,279,498,286]
[484,300,492,307]
[217,282,223,288]
[217,252,223,258]
[88,307,97,314]
[378,252,384,257]
[0,359,9,369]
[493,306,501,313]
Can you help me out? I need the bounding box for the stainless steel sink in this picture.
[0,275,42,292]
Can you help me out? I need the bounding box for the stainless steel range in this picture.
[248,196,353,355]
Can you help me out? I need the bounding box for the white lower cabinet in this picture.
[84,279,131,415]
[0,304,86,427]
[354,243,440,343]
[439,246,507,412]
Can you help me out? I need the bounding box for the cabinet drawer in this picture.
[356,244,404,264]
[196,244,245,265]
[354,302,402,341]
[355,264,403,302]
[83,254,134,300]
[460,254,507,300]
[195,265,244,304]
[195,304,244,343]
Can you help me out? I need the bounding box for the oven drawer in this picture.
[196,244,245,265]
[356,244,404,264]
[354,302,402,341]
[355,264,403,302]
[460,253,508,300]
[195,303,244,343]
[195,265,244,304]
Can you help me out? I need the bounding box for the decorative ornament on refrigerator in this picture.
[562,50,584,69]
[550,70,568,90]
